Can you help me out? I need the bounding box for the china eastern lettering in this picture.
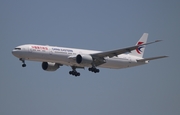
[52,48,73,52]
[60,49,73,52]
[52,48,60,51]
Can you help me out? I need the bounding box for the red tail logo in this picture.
[136,42,144,54]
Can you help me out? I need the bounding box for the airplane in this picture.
[12,33,168,76]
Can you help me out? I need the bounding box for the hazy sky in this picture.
[0,0,180,115]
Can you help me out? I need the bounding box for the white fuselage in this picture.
[12,33,167,76]
[12,44,147,69]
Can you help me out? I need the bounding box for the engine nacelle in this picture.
[42,62,59,71]
[76,54,93,65]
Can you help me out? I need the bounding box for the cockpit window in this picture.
[14,48,21,50]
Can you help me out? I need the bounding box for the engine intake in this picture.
[42,62,59,71]
[76,54,93,65]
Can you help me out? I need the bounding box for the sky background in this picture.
[0,0,180,115]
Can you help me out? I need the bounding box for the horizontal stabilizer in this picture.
[137,56,168,62]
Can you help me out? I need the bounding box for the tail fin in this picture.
[130,33,148,58]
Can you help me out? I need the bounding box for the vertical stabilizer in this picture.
[130,33,148,58]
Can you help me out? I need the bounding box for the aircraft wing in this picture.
[91,40,162,58]
[90,40,162,66]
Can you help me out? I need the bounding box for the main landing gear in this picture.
[19,58,26,67]
[69,66,80,77]
[69,65,100,77]
[88,67,100,73]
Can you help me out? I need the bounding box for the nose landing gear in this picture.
[22,63,26,67]
[19,58,26,67]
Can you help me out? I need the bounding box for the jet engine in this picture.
[76,54,93,65]
[42,62,59,71]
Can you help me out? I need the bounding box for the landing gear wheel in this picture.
[22,64,26,67]
[75,72,80,76]
[95,69,100,73]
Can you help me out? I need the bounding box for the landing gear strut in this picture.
[19,58,26,67]
[69,66,80,77]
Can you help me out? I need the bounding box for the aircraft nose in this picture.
[12,49,16,56]
[12,48,20,57]
[12,47,22,56]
